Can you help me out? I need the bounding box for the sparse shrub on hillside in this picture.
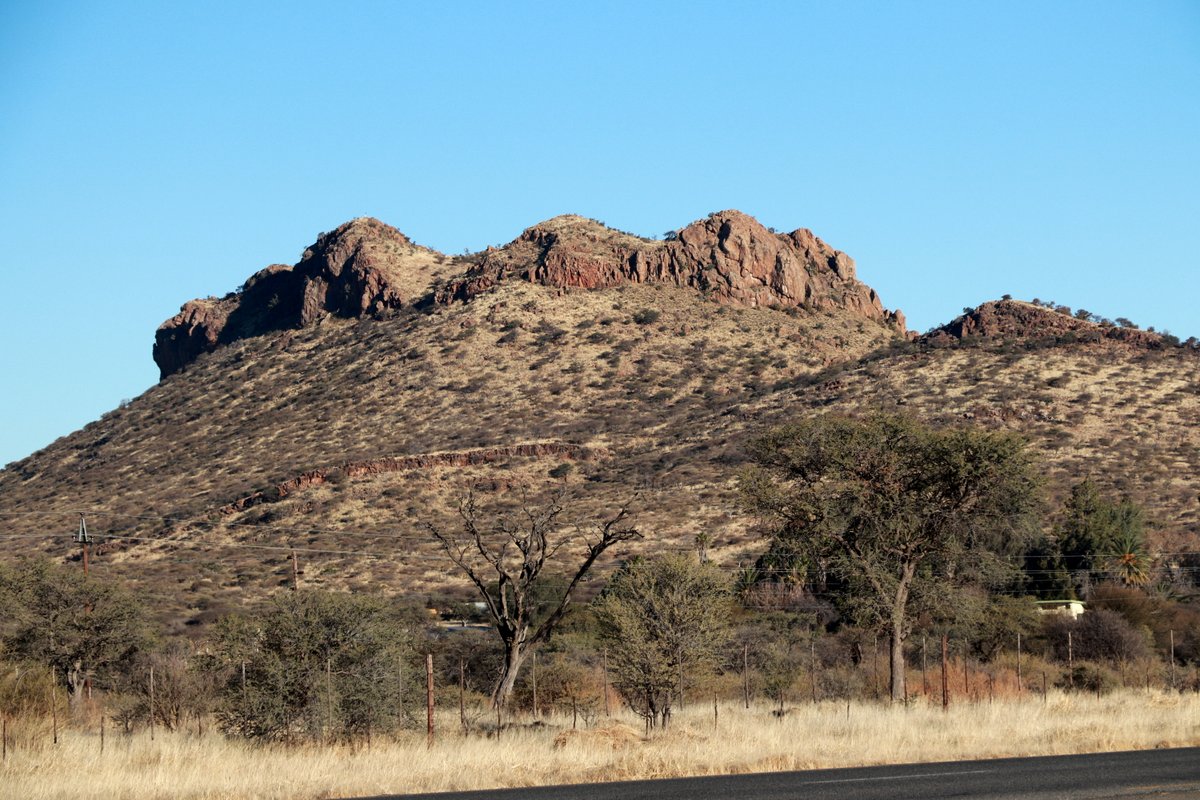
[632,309,661,325]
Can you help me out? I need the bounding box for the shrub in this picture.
[632,309,661,325]
[1043,608,1151,665]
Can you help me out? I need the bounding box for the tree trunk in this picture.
[888,562,916,703]
[889,623,906,703]
[492,642,525,709]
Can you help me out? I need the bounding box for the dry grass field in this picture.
[4,691,1199,800]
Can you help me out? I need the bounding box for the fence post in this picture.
[1017,632,1023,695]
[921,636,928,698]
[809,635,817,704]
[149,665,155,741]
[100,713,105,754]
[51,667,58,746]
[602,648,611,717]
[397,654,405,724]
[872,635,880,699]
[2,714,6,761]
[425,653,434,746]
[532,651,539,719]
[1068,631,1074,688]
[940,634,949,710]
[678,649,685,710]
[1170,630,1176,691]
[963,650,969,699]
[459,657,466,732]
[742,643,750,709]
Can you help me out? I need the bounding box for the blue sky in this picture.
[1,0,1197,466]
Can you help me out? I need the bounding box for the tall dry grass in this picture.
[3,690,1200,800]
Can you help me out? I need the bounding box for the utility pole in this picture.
[75,514,92,576]
[75,517,94,700]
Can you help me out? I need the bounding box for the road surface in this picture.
[351,747,1200,799]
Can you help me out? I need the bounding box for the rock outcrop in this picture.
[438,211,905,330]
[925,300,1166,348]
[155,210,905,378]
[154,218,452,377]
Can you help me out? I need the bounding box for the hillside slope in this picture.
[2,219,1197,634]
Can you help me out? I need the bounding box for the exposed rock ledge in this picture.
[219,442,603,515]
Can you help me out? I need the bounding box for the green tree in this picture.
[1058,480,1150,590]
[741,414,1040,702]
[596,554,730,728]
[208,590,412,741]
[0,559,149,704]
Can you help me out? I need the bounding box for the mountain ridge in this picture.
[153,210,905,378]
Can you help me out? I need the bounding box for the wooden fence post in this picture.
[149,665,155,741]
[603,648,611,717]
[1017,632,1023,695]
[743,643,750,709]
[809,635,817,704]
[940,634,949,710]
[532,651,539,718]
[459,657,466,732]
[1170,630,1176,691]
[921,637,928,698]
[425,654,434,746]
[1068,631,1074,688]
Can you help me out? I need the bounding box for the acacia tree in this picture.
[595,554,729,728]
[741,414,1039,702]
[426,489,640,709]
[0,558,148,705]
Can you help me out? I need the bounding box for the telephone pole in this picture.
[74,514,92,575]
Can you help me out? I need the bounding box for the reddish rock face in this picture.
[926,300,1165,348]
[154,210,906,378]
[437,211,904,331]
[154,218,432,378]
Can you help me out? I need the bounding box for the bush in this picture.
[1056,662,1120,694]
[208,591,414,741]
[632,309,661,325]
[1043,608,1151,665]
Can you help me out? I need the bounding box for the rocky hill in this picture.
[153,210,904,378]
[2,211,1197,633]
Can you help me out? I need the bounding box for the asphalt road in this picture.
[352,747,1200,800]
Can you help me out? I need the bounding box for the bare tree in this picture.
[426,489,640,709]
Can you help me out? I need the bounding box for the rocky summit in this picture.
[154,210,905,378]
